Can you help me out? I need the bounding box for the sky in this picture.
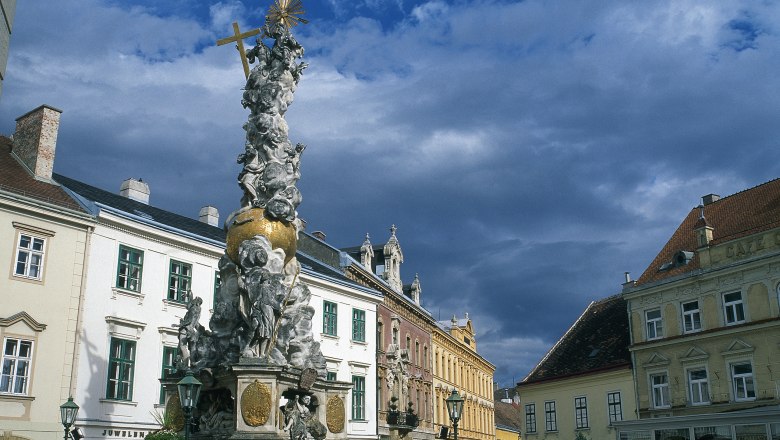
[2,0,780,388]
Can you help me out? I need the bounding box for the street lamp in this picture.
[177,370,202,440]
[445,389,464,440]
[60,397,80,440]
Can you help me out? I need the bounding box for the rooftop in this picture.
[0,136,85,212]
[635,178,780,286]
[519,294,631,385]
[493,401,523,432]
[53,173,371,290]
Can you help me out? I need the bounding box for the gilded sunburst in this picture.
[267,0,308,28]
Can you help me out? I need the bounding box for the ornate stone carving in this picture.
[241,380,272,427]
[237,21,307,224]
[325,396,345,433]
[174,4,325,376]
[283,394,327,440]
[200,389,235,434]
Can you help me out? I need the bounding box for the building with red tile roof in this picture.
[617,179,780,437]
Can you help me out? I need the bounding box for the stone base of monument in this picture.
[163,362,352,440]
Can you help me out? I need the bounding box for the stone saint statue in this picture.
[283,394,326,440]
[178,296,203,368]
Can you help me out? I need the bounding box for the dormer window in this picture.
[659,250,694,272]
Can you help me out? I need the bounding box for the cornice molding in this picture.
[0,312,47,332]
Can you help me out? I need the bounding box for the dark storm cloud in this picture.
[2,0,780,385]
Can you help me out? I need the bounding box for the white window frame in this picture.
[607,391,623,423]
[645,309,663,340]
[544,400,557,432]
[0,337,34,395]
[13,233,46,280]
[730,361,756,401]
[682,300,702,333]
[723,291,746,325]
[574,396,588,429]
[524,403,536,433]
[650,372,670,409]
[687,367,710,405]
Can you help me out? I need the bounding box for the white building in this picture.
[298,234,383,440]
[56,172,381,439]
[56,173,225,439]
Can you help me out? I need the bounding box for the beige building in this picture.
[517,295,636,440]
[432,315,496,440]
[617,180,780,438]
[0,106,95,440]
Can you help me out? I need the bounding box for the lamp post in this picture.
[177,370,202,440]
[60,397,80,440]
[445,389,464,440]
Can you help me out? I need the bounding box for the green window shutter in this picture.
[168,260,192,303]
[323,301,337,336]
[159,346,177,404]
[352,376,365,420]
[352,309,365,342]
[106,338,136,401]
[116,245,144,292]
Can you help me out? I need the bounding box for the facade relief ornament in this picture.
[718,273,743,287]
[325,395,345,433]
[241,380,272,427]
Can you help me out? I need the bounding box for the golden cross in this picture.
[216,22,261,79]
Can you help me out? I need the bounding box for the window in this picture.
[423,346,428,369]
[159,346,176,404]
[688,368,709,405]
[724,292,745,325]
[731,362,755,401]
[352,376,365,420]
[645,309,663,340]
[415,341,420,366]
[106,338,136,401]
[116,245,143,292]
[323,301,337,336]
[14,234,45,280]
[0,338,33,395]
[694,426,731,439]
[392,326,399,345]
[650,373,670,408]
[544,401,557,432]
[352,309,365,342]
[574,396,588,429]
[213,271,221,306]
[168,260,192,303]
[326,371,337,381]
[682,300,701,333]
[607,392,623,423]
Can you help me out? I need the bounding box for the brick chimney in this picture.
[199,206,219,227]
[120,178,150,204]
[12,105,63,181]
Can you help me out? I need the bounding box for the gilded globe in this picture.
[225,207,297,264]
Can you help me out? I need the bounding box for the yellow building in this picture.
[617,180,780,437]
[432,315,496,440]
[516,295,636,440]
[0,106,95,440]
